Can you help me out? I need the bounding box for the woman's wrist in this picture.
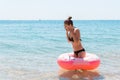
[66,30,69,34]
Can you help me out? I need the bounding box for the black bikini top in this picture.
[68,33,82,42]
[68,36,74,42]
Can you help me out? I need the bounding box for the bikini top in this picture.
[68,33,82,42]
[68,35,74,42]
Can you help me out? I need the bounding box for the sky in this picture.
[0,0,120,20]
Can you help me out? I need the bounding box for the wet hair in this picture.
[64,16,73,25]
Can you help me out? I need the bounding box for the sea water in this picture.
[0,20,120,80]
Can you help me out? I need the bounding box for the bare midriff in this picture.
[72,40,83,51]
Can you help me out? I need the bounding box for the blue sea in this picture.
[0,20,120,80]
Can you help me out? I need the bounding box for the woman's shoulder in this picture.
[74,27,80,32]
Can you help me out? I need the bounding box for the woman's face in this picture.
[64,24,72,31]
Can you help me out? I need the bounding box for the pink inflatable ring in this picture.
[57,53,100,70]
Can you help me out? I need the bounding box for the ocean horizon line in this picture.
[0,19,120,21]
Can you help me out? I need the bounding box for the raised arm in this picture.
[66,31,71,43]
[71,28,80,42]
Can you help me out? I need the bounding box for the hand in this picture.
[66,30,68,34]
[65,28,68,31]
[65,28,69,32]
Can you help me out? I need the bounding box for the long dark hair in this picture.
[64,16,73,25]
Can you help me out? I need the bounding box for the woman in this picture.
[64,16,86,58]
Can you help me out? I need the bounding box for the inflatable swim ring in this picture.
[57,52,100,70]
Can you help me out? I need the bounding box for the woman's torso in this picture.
[69,28,84,51]
[72,40,83,51]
